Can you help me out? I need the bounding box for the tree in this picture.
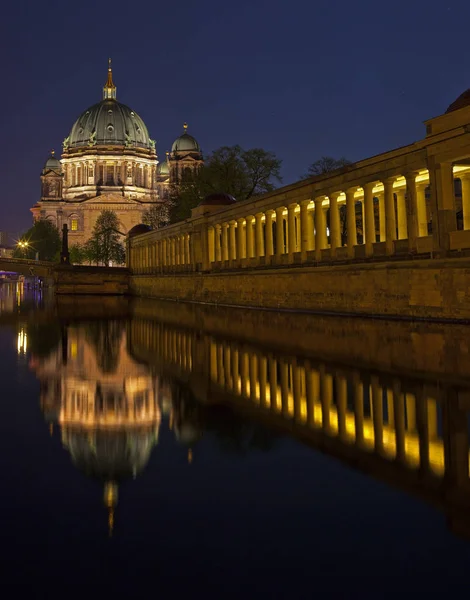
[305,156,351,178]
[85,210,125,266]
[13,219,61,261]
[69,243,87,265]
[142,202,171,229]
[170,145,282,222]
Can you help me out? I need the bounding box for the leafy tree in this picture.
[170,145,282,222]
[69,243,86,265]
[142,202,171,229]
[85,210,125,266]
[305,156,351,178]
[13,219,61,261]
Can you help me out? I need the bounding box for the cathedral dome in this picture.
[66,99,153,150]
[171,123,200,153]
[158,160,169,177]
[43,151,61,173]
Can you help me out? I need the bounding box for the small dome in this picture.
[43,151,61,173]
[198,192,236,207]
[446,89,470,113]
[171,123,200,153]
[127,224,152,237]
[158,160,169,177]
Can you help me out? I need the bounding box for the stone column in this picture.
[180,235,185,265]
[255,213,265,258]
[265,210,274,259]
[396,189,407,239]
[221,224,229,261]
[384,177,396,255]
[378,193,386,241]
[346,188,357,257]
[428,159,456,254]
[215,224,222,262]
[237,218,245,259]
[275,207,285,257]
[329,192,341,254]
[314,198,326,261]
[287,203,297,259]
[246,215,255,259]
[405,172,419,252]
[300,200,314,261]
[461,174,470,230]
[416,183,428,237]
[185,234,191,268]
[363,182,376,256]
[229,221,237,260]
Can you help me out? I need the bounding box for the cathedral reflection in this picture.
[29,307,470,539]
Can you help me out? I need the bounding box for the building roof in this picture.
[446,89,470,113]
[43,150,61,173]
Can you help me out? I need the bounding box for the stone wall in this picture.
[55,265,129,295]
[130,257,470,321]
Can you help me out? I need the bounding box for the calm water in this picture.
[2,282,470,594]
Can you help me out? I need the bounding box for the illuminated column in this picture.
[255,213,265,258]
[405,172,419,252]
[215,225,222,262]
[185,234,191,268]
[259,355,267,407]
[415,388,430,473]
[287,203,297,259]
[217,344,225,387]
[320,366,332,432]
[280,360,290,417]
[393,381,406,464]
[300,200,314,261]
[171,237,176,266]
[249,353,258,403]
[231,348,240,394]
[406,393,416,432]
[245,215,255,259]
[223,345,232,390]
[265,210,274,259]
[329,192,341,253]
[175,236,180,266]
[396,189,407,239]
[353,373,364,446]
[305,361,320,426]
[363,182,375,255]
[461,175,470,230]
[378,193,386,241]
[221,223,229,262]
[336,374,348,441]
[241,351,250,397]
[314,198,326,260]
[416,183,428,237]
[275,207,285,257]
[346,188,357,257]
[269,356,278,410]
[384,177,396,255]
[180,235,185,265]
[237,218,246,259]
[371,376,384,454]
[229,221,237,260]
[427,397,438,440]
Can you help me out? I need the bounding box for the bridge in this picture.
[0,257,56,277]
[127,300,470,539]
[126,96,470,321]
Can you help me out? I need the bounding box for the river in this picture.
[1,282,470,594]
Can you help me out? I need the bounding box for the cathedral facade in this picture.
[31,61,203,246]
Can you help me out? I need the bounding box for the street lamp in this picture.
[17,240,29,258]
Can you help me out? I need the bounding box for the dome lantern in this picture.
[103,58,117,100]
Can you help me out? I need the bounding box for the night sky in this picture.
[1,0,469,236]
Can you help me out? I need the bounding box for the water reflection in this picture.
[24,297,470,540]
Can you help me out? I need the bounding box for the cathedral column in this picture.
[275,207,285,257]
[363,182,376,256]
[384,177,397,255]
[246,215,255,259]
[255,213,264,258]
[237,218,246,259]
[396,189,408,239]
[229,221,237,260]
[221,223,229,261]
[346,188,357,256]
[287,203,297,260]
[265,210,274,259]
[329,192,341,254]
[215,224,222,262]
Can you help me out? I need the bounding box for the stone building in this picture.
[31,60,203,246]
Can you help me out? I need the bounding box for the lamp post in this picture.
[17,240,29,258]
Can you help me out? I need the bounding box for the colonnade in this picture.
[130,233,192,273]
[64,160,157,190]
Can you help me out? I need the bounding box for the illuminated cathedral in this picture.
[31,60,203,245]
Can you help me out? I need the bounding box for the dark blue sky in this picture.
[1,0,469,235]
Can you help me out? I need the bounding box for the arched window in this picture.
[69,214,79,231]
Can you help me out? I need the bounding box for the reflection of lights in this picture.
[17,329,27,354]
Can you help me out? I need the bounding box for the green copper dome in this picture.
[43,151,61,173]
[171,123,201,153]
[65,99,153,150]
